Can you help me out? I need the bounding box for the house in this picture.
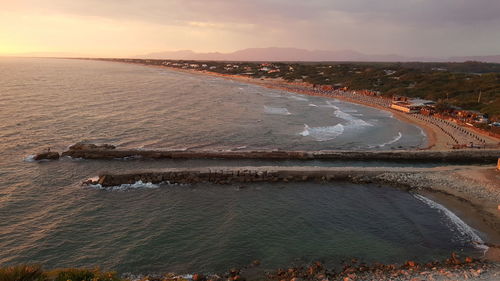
[455,110,488,124]
[390,98,435,114]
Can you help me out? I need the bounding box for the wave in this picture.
[233,145,248,150]
[287,95,309,102]
[323,100,338,108]
[23,155,36,162]
[308,103,318,107]
[260,92,281,98]
[264,106,291,115]
[324,101,372,128]
[419,127,427,138]
[377,132,403,148]
[23,155,54,162]
[342,109,358,113]
[88,180,160,191]
[413,194,488,251]
[300,124,344,141]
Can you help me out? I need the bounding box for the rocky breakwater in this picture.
[87,166,436,188]
[61,142,500,163]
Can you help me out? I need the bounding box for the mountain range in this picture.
[138,47,500,63]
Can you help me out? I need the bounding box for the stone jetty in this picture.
[61,142,500,163]
[90,166,442,187]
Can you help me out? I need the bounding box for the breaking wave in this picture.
[325,101,372,128]
[378,132,403,148]
[264,106,291,115]
[414,194,488,251]
[334,108,372,127]
[287,95,309,102]
[88,180,160,191]
[300,124,345,141]
[23,155,36,162]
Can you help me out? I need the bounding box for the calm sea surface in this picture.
[0,58,484,274]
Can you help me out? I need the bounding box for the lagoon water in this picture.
[0,58,483,274]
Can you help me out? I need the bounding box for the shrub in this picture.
[50,269,120,281]
[0,265,46,281]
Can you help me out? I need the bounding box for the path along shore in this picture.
[135,63,500,151]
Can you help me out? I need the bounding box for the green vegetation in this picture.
[0,265,120,281]
[278,62,500,119]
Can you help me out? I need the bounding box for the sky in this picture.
[1,0,500,58]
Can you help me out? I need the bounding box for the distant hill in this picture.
[448,55,500,64]
[138,47,500,63]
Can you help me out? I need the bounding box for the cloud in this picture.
[2,0,499,56]
[7,0,500,26]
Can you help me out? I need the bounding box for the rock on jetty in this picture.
[33,151,60,161]
[61,142,500,164]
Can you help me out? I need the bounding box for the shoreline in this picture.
[147,64,438,149]
[136,62,499,151]
[65,59,500,269]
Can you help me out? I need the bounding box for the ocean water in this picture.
[0,58,483,274]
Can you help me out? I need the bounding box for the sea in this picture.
[0,58,486,274]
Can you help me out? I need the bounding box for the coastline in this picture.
[72,59,500,267]
[131,63,500,151]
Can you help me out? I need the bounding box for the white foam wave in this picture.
[300,124,344,141]
[342,109,358,113]
[334,107,372,128]
[23,155,53,162]
[378,132,403,148]
[264,106,291,115]
[308,103,318,107]
[260,92,281,98]
[24,155,36,162]
[414,194,488,251]
[323,101,339,108]
[64,156,84,161]
[288,95,309,102]
[89,180,160,191]
[419,127,427,138]
[233,145,248,150]
[322,101,372,127]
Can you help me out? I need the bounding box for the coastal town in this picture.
[94,58,500,149]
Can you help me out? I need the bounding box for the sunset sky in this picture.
[1,0,499,58]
